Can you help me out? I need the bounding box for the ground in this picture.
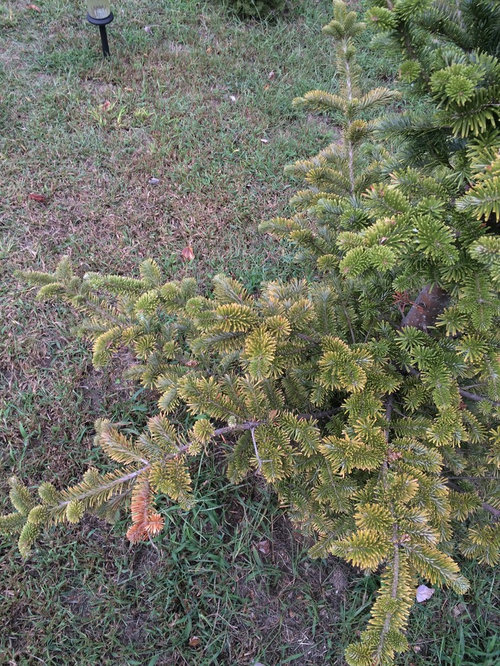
[0,1,498,664]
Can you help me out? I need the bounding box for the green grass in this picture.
[337,562,499,666]
[0,1,497,664]
[0,456,352,665]
[1,0,342,484]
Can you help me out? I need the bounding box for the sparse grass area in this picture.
[0,455,353,665]
[1,0,342,493]
[0,1,498,664]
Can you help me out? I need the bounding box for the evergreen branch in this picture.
[250,427,263,471]
[57,466,151,510]
[458,390,500,407]
[329,272,356,344]
[209,409,339,441]
[482,502,500,519]
[369,395,408,664]
[340,37,356,197]
[406,366,500,407]
[401,362,499,408]
[300,409,341,421]
[295,332,321,344]
[212,421,262,438]
[182,411,340,461]
[375,527,401,664]
[385,396,393,443]
[378,395,394,482]
[375,396,400,661]
[446,479,500,520]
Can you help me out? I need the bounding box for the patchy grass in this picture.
[0,455,353,665]
[1,0,342,481]
[0,1,497,664]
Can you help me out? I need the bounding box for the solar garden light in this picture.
[86,2,114,57]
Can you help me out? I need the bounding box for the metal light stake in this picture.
[87,2,114,57]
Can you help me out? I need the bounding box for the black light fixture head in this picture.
[86,2,114,57]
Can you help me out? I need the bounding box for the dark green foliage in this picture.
[367,0,500,222]
[225,0,286,18]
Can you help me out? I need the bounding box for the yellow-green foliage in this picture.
[3,3,499,665]
[260,0,400,267]
[7,235,498,662]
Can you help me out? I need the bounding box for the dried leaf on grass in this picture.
[181,246,195,262]
[28,193,47,203]
[416,584,435,602]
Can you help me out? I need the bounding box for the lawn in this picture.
[0,1,498,664]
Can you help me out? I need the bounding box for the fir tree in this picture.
[367,0,500,222]
[261,0,400,267]
[226,0,285,19]
[1,3,498,665]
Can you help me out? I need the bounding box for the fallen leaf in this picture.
[452,602,467,618]
[28,193,47,203]
[181,246,194,261]
[102,100,112,111]
[256,539,271,555]
[27,4,41,11]
[263,84,270,91]
[416,584,434,602]
[188,636,201,648]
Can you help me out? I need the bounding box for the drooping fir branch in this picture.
[1,407,340,556]
[6,244,499,666]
